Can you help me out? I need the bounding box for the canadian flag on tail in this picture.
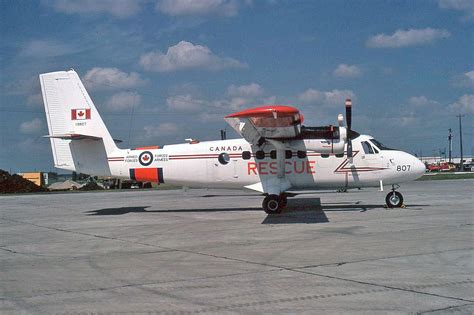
[71,108,91,120]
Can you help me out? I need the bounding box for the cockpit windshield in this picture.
[369,139,395,150]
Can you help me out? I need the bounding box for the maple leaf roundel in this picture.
[138,151,153,166]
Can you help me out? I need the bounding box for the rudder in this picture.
[40,69,118,175]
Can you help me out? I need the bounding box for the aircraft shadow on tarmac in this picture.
[84,197,427,224]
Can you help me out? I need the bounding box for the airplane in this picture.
[40,69,426,214]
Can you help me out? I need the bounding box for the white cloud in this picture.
[198,112,223,123]
[333,64,362,78]
[262,95,278,104]
[17,137,48,154]
[144,123,179,137]
[408,96,439,107]
[298,89,355,106]
[465,71,474,82]
[19,118,43,134]
[156,0,239,17]
[452,70,474,87]
[5,76,39,96]
[212,96,257,111]
[27,93,43,107]
[206,82,274,112]
[83,68,145,90]
[166,94,205,112]
[139,41,246,72]
[226,97,249,110]
[366,28,451,48]
[105,91,141,111]
[19,39,78,58]
[397,113,419,127]
[439,0,474,20]
[449,94,474,114]
[50,0,143,18]
[227,83,263,97]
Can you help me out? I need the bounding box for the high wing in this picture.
[224,105,304,146]
[225,106,305,195]
[224,104,352,197]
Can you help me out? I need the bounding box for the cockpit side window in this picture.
[369,139,394,150]
[361,141,374,154]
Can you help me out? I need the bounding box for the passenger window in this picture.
[242,151,251,160]
[270,150,277,159]
[285,150,293,159]
[362,141,374,154]
[255,150,265,160]
[218,153,230,165]
[297,151,307,159]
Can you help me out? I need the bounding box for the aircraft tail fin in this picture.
[40,69,118,175]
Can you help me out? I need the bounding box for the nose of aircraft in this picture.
[411,155,426,179]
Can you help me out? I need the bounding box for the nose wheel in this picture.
[385,185,404,208]
[262,194,287,214]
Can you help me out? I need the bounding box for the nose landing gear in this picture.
[385,184,404,208]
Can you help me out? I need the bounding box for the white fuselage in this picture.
[106,135,425,191]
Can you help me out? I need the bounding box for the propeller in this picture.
[345,98,353,157]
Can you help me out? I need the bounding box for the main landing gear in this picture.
[262,194,288,214]
[385,184,404,208]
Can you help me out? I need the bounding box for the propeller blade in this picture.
[345,99,353,157]
[345,99,352,131]
[347,139,353,157]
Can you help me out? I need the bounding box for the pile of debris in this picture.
[48,179,105,191]
[48,179,81,191]
[79,182,104,191]
[0,169,49,193]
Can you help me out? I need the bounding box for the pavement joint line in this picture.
[4,268,283,300]
[295,247,474,269]
[116,244,474,305]
[0,247,20,254]
[100,287,461,314]
[2,207,472,305]
[144,245,474,305]
[2,217,472,268]
[0,247,175,259]
[0,217,174,251]
[416,302,474,314]
[187,288,394,313]
[53,288,394,314]
[3,217,473,304]
[289,268,474,303]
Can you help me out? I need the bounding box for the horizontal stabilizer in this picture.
[43,133,102,141]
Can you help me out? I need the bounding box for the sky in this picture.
[0,0,473,173]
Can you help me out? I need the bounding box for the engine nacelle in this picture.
[300,126,347,154]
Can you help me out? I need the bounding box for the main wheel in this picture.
[263,195,282,214]
[279,194,288,208]
[385,191,403,208]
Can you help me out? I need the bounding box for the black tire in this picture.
[386,191,403,208]
[279,194,288,208]
[263,195,282,214]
